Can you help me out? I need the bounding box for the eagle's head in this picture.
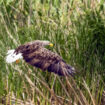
[6,49,23,63]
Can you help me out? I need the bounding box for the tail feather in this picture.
[6,49,23,63]
[48,60,76,76]
[66,64,76,76]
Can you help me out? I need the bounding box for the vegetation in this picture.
[0,0,105,104]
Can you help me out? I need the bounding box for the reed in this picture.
[0,0,105,104]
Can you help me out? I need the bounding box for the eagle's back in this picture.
[23,47,62,70]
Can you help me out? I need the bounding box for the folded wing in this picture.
[22,47,75,76]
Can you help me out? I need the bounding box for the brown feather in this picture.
[15,41,75,76]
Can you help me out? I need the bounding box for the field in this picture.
[0,0,105,105]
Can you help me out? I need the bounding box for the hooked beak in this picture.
[16,59,20,64]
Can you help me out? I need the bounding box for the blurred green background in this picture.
[0,0,105,104]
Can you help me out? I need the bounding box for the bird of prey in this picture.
[6,40,75,76]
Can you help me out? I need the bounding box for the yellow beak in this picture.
[49,43,53,47]
[16,59,20,64]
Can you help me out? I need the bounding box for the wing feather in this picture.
[22,47,75,76]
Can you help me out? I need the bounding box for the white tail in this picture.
[6,49,23,63]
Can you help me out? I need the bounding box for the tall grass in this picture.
[0,0,105,104]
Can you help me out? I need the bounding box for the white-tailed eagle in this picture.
[6,40,75,76]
